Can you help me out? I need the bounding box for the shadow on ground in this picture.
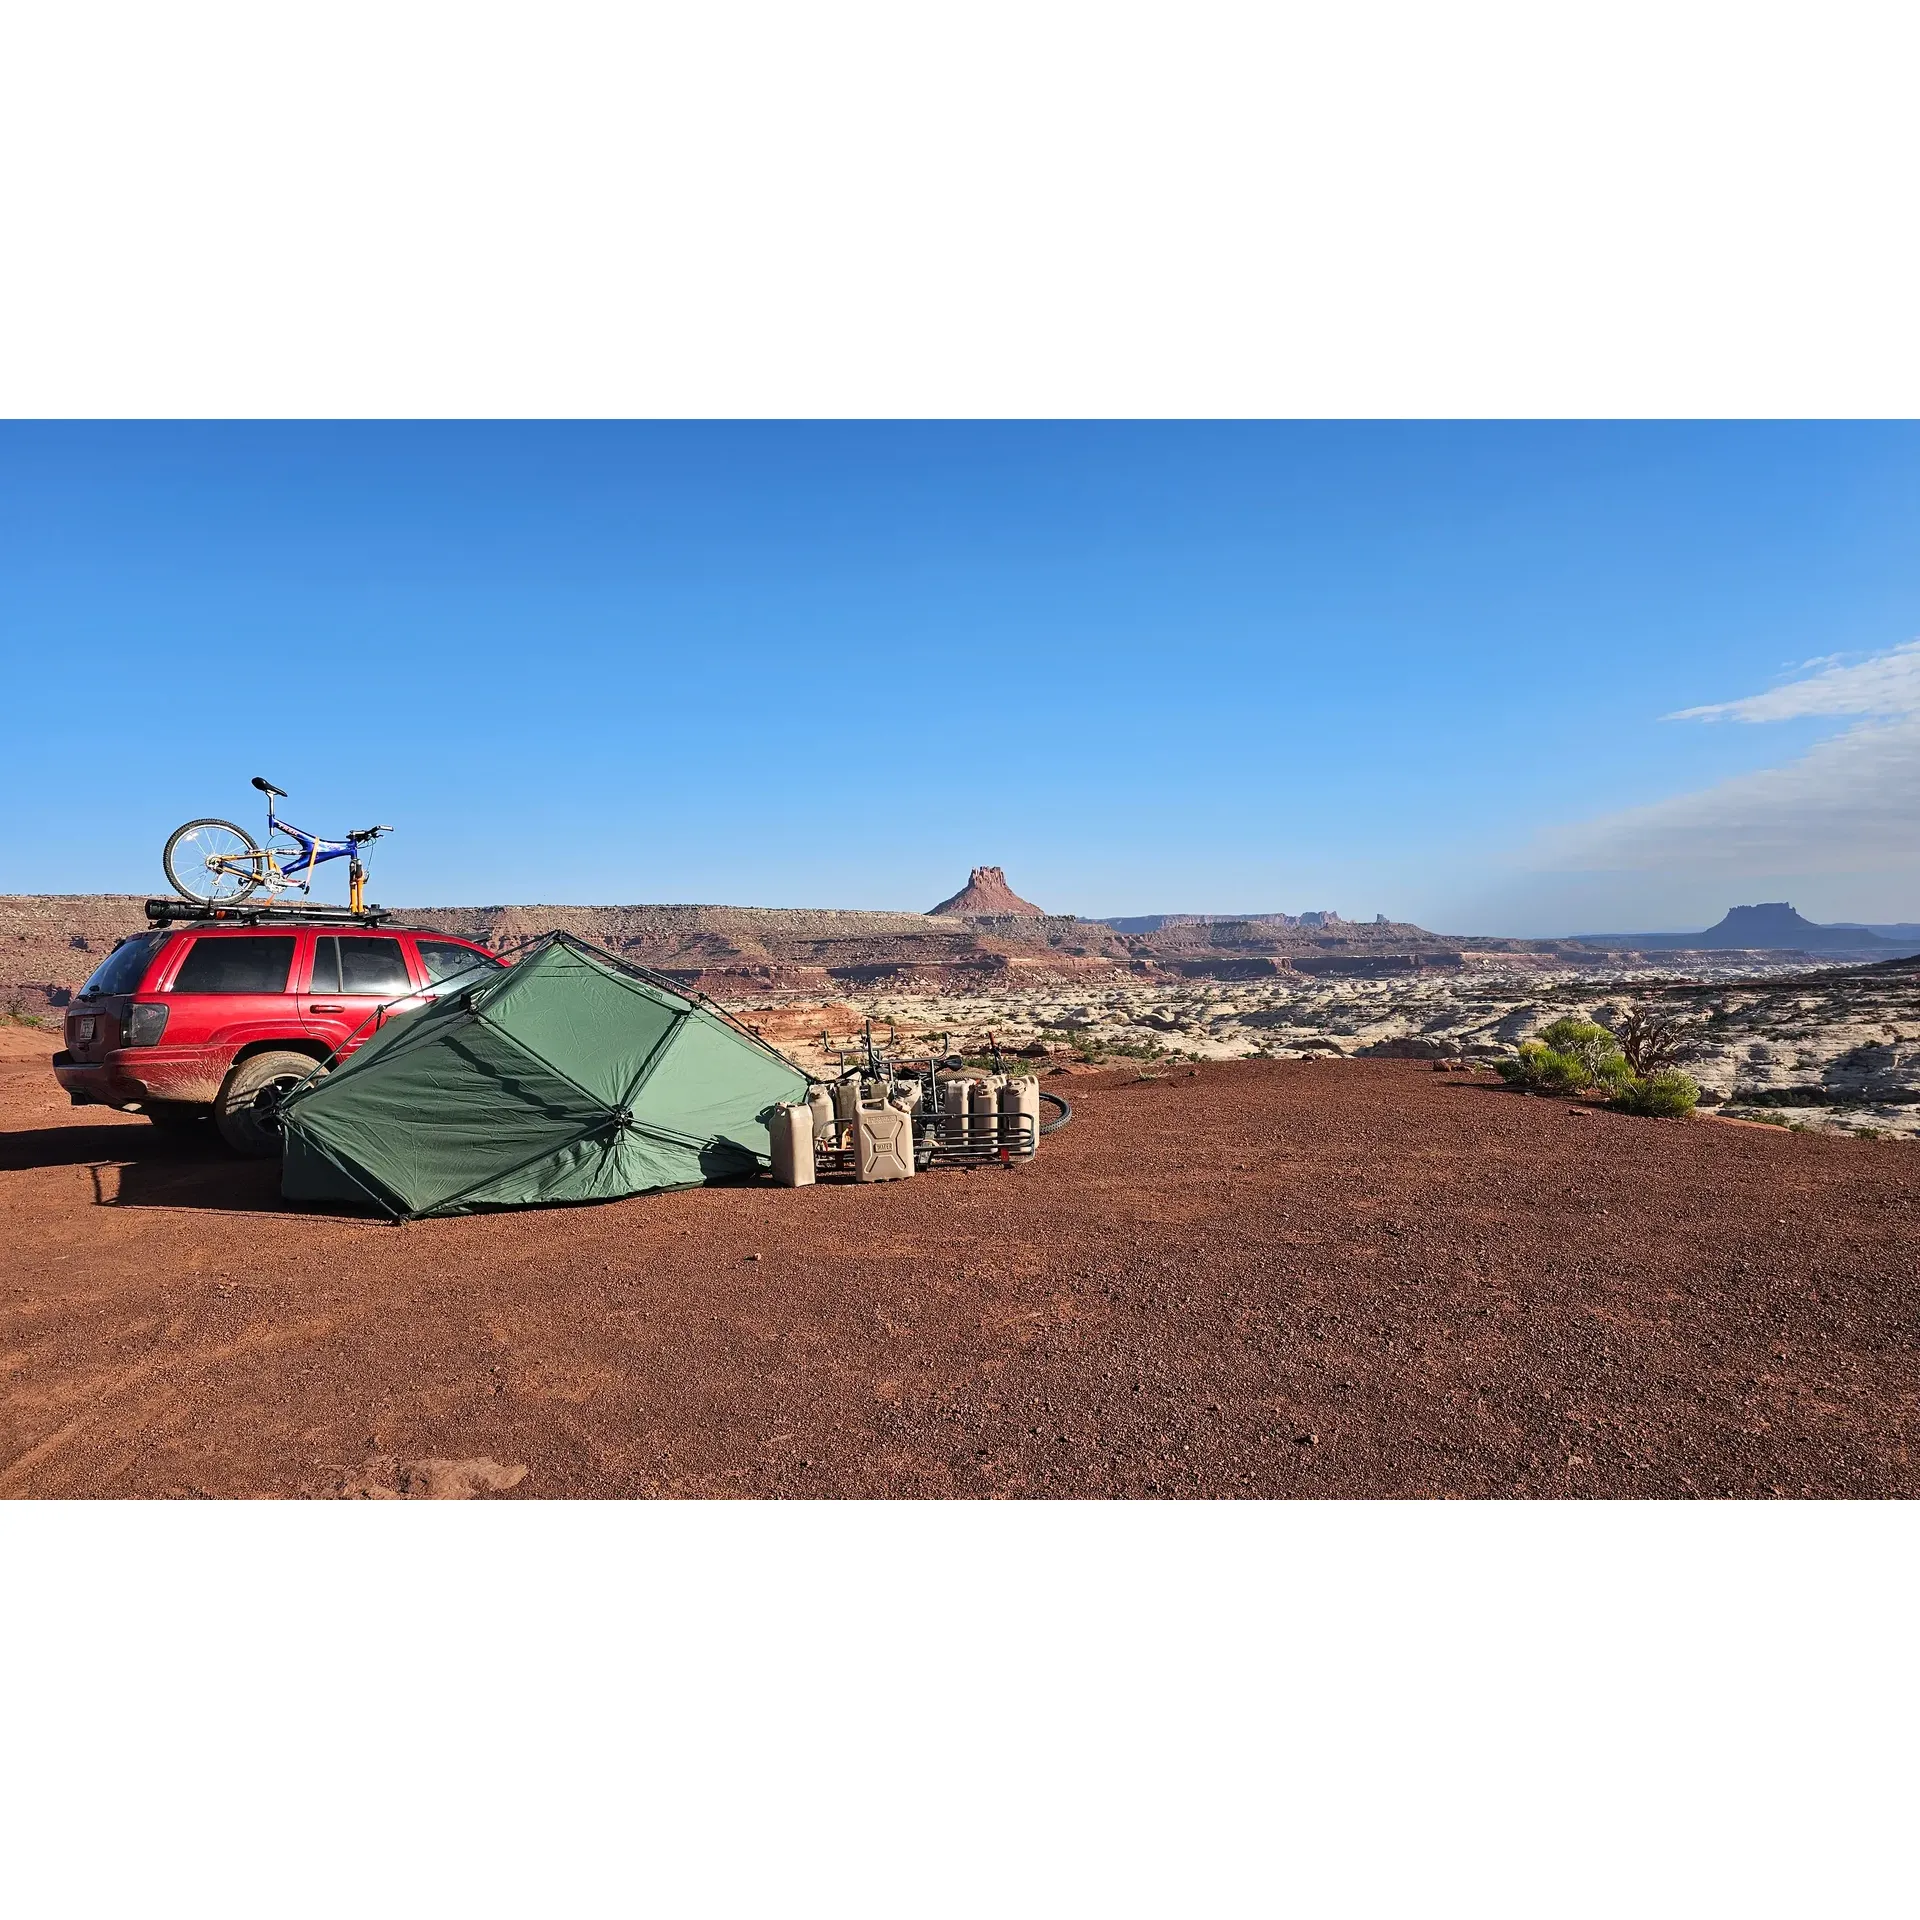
[0,1120,289,1213]
[0,1122,200,1173]
[111,1151,286,1214]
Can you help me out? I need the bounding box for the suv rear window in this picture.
[310,936,413,996]
[170,935,297,995]
[78,933,166,998]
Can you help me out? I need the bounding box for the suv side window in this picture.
[417,940,504,990]
[171,936,297,994]
[311,936,413,996]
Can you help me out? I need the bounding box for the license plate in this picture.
[74,1016,95,1042]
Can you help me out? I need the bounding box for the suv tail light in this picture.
[125,1002,169,1048]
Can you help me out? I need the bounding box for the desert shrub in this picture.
[1495,1044,1538,1088]
[1493,1049,1531,1087]
[1498,1041,1591,1095]
[1589,1054,1634,1094]
[1538,1017,1630,1090]
[1537,1016,1603,1050]
[1609,1069,1701,1118]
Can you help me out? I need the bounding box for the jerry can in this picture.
[998,1075,1041,1158]
[854,1102,915,1181]
[769,1103,816,1187]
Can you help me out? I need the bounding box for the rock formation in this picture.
[927,867,1046,918]
[1696,903,1900,951]
[1578,903,1913,956]
[13,886,1913,1021]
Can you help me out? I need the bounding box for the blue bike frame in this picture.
[267,806,355,885]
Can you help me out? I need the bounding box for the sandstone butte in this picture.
[927,866,1046,917]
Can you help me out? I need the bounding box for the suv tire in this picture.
[216,1050,323,1157]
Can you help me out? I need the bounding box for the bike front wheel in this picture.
[164,819,265,903]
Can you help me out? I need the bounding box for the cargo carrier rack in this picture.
[144,897,393,928]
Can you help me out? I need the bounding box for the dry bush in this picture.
[1611,1008,1687,1076]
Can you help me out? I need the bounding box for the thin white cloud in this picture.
[1545,718,1920,871]
[1668,638,1920,722]
[1544,637,1920,874]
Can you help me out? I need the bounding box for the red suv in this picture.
[54,919,503,1155]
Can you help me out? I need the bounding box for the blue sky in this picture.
[4,421,1918,933]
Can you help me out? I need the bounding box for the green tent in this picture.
[279,932,809,1220]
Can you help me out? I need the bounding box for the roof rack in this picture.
[144,897,392,928]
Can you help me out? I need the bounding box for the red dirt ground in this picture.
[2,1026,1915,1498]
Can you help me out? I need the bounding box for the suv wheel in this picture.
[215,1051,324,1157]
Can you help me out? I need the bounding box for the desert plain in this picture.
[5,1014,1917,1498]
[5,885,1919,1499]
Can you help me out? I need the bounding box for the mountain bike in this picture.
[163,778,392,911]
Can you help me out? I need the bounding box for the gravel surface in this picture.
[2,1030,1916,1498]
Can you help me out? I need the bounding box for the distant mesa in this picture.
[1581,902,1910,954]
[928,866,1046,917]
[1702,903,1881,950]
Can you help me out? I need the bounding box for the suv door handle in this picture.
[308,1003,345,1013]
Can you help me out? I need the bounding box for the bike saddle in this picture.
[251,776,288,798]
